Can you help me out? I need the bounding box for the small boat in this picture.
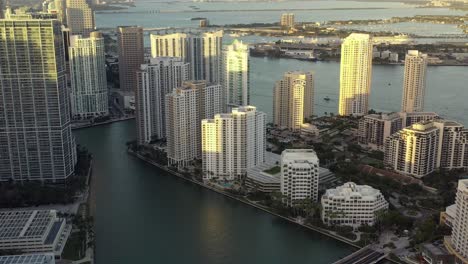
[324,96,331,101]
[388,83,391,86]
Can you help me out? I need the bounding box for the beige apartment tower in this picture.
[223,39,250,108]
[202,106,266,181]
[165,81,223,168]
[118,26,144,92]
[273,71,314,131]
[66,0,95,37]
[150,30,223,84]
[401,50,428,113]
[339,33,373,116]
[384,121,440,178]
[69,32,108,119]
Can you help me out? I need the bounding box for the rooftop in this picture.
[281,149,318,164]
[0,210,56,240]
[0,254,55,264]
[324,182,384,201]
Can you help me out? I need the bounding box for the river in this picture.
[74,121,355,263]
[86,1,467,262]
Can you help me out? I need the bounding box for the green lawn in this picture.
[62,232,85,261]
[263,166,281,175]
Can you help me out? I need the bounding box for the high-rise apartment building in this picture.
[339,33,373,116]
[384,121,440,178]
[273,71,314,131]
[384,120,468,177]
[433,120,468,170]
[222,39,249,108]
[66,0,95,37]
[0,17,76,182]
[321,182,388,227]
[280,13,295,28]
[201,106,266,180]
[117,26,144,92]
[358,112,439,151]
[136,57,189,145]
[401,50,428,113]
[69,32,108,119]
[165,81,222,167]
[445,180,468,264]
[280,149,320,205]
[150,30,223,84]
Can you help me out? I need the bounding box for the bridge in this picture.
[333,246,386,264]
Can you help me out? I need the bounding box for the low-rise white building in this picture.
[0,210,71,257]
[321,182,388,227]
[280,149,320,205]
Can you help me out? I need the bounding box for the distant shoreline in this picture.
[96,7,390,14]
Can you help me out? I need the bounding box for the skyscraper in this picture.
[0,17,76,182]
[446,180,468,263]
[401,50,428,113]
[136,57,189,145]
[117,26,144,92]
[150,30,223,84]
[69,32,108,119]
[339,33,373,116]
[202,106,266,180]
[273,71,314,131]
[280,149,320,205]
[66,0,95,37]
[222,40,249,109]
[165,81,223,167]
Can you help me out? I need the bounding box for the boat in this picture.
[324,96,331,101]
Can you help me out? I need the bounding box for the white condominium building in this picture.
[136,57,189,144]
[446,180,468,264]
[433,120,468,170]
[65,0,95,37]
[202,106,266,180]
[0,210,71,256]
[358,112,439,151]
[339,33,373,116]
[280,13,295,28]
[280,149,320,205]
[273,71,314,131]
[401,50,428,113]
[321,182,388,227]
[166,81,223,167]
[384,121,440,178]
[69,32,108,119]
[223,39,250,108]
[384,120,468,177]
[150,30,223,84]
